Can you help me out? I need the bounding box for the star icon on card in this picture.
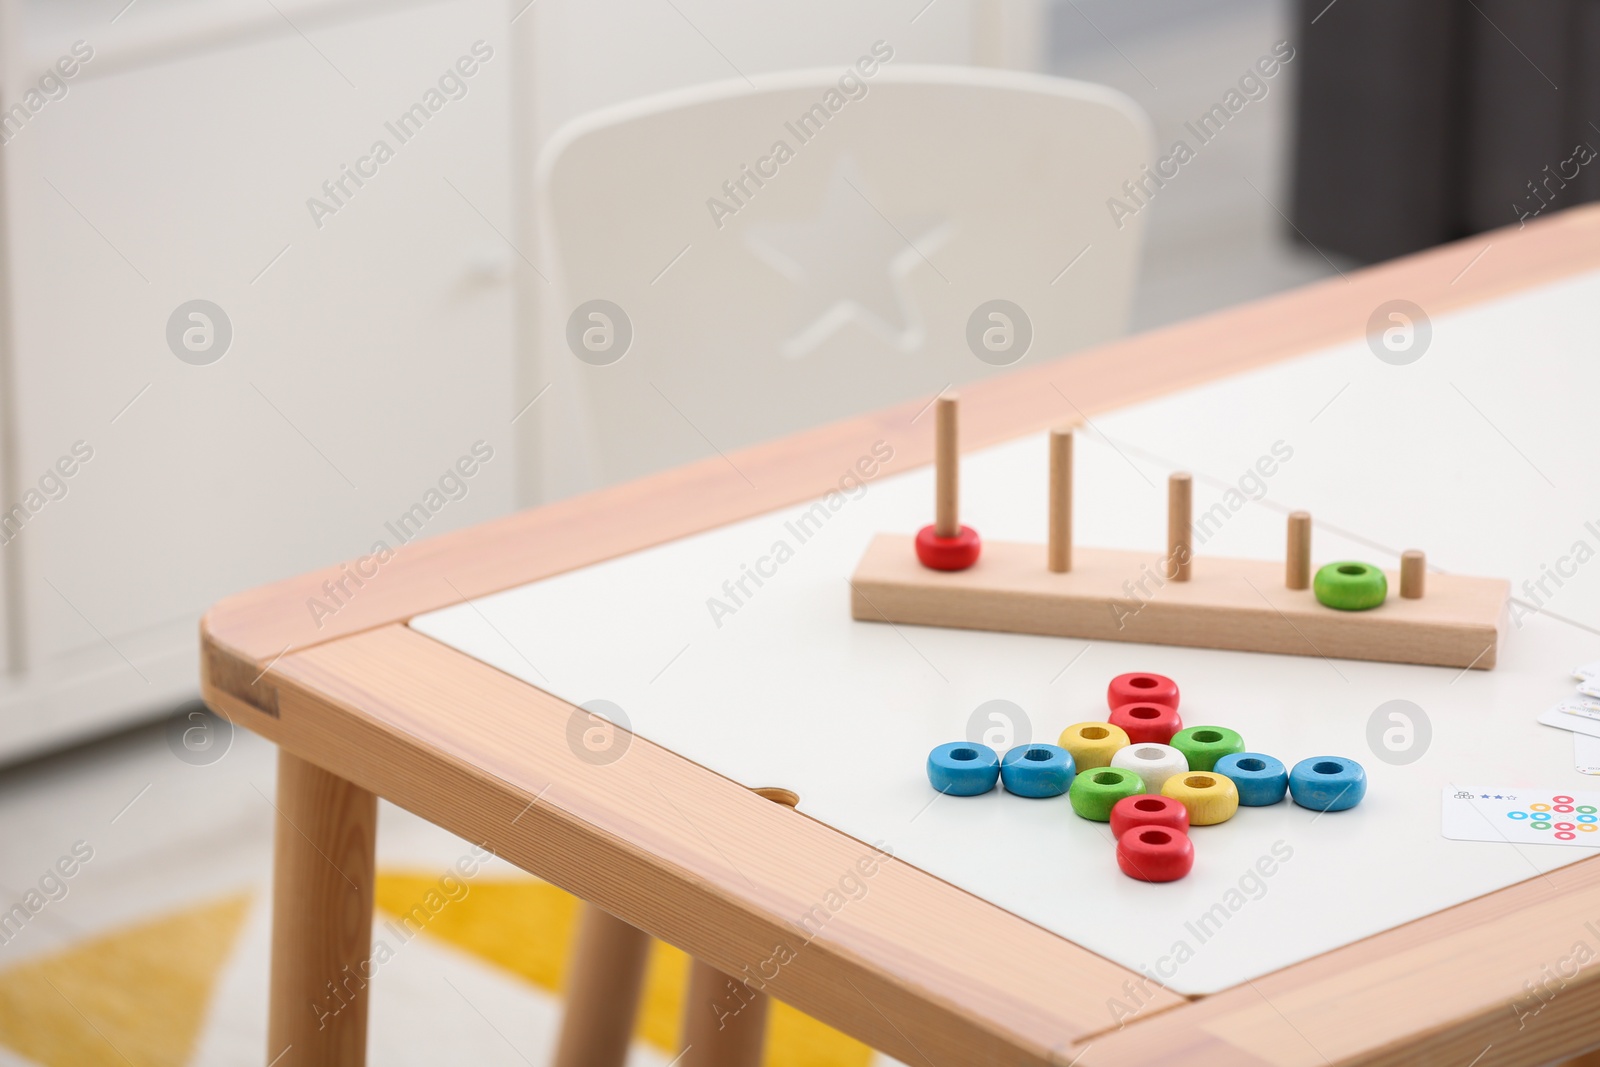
[744,157,951,357]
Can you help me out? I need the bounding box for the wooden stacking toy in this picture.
[1108,672,1179,709]
[1289,756,1367,811]
[1314,561,1388,611]
[1161,772,1240,826]
[922,674,1368,886]
[1000,743,1075,798]
[1116,825,1195,882]
[1057,722,1129,771]
[1069,767,1143,821]
[1170,726,1245,773]
[1110,743,1188,794]
[1109,793,1189,838]
[1215,752,1289,806]
[850,405,1508,668]
[913,395,981,571]
[926,742,1000,796]
[1109,701,1182,745]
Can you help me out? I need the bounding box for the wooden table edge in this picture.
[1066,855,1600,1066]
[206,620,1600,1067]
[204,623,1187,1065]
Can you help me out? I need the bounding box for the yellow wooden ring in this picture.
[1056,721,1130,771]
[1161,772,1240,826]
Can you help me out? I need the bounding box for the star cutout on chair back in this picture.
[744,157,951,358]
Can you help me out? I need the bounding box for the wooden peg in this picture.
[1286,511,1311,590]
[935,394,959,538]
[1167,473,1192,582]
[1048,425,1074,573]
[1401,550,1426,599]
[915,392,980,571]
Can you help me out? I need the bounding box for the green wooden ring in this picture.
[1170,725,1245,773]
[1068,767,1144,821]
[1314,561,1388,611]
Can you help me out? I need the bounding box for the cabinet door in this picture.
[2,0,514,755]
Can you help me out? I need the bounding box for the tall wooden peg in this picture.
[1400,550,1426,599]
[1286,511,1311,590]
[914,393,981,571]
[1167,473,1192,582]
[1048,425,1074,573]
[935,395,959,538]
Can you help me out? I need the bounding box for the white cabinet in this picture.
[0,0,515,759]
[0,0,1029,760]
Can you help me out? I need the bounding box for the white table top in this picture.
[413,269,1600,994]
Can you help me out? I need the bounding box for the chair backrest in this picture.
[530,62,1152,498]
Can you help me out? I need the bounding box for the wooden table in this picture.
[203,204,1600,1067]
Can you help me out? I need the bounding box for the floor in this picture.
[0,3,1347,1064]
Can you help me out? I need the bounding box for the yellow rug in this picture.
[0,893,251,1067]
[375,874,873,1067]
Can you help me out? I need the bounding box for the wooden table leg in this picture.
[267,751,377,1067]
[551,904,652,1067]
[681,958,768,1067]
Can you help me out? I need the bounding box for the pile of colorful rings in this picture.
[925,672,1369,882]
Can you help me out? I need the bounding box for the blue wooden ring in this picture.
[1215,752,1288,806]
[1001,743,1076,798]
[927,742,1000,796]
[1289,756,1367,811]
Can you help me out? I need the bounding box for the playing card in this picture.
[1557,698,1600,722]
[1539,705,1600,737]
[1442,786,1600,846]
[1578,734,1600,776]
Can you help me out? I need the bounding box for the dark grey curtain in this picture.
[1291,0,1600,263]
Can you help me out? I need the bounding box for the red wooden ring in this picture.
[914,525,981,571]
[1109,793,1191,839]
[1109,701,1183,745]
[1116,825,1195,882]
[1108,672,1179,710]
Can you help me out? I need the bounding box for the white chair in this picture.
[528,63,1152,499]
[533,64,1154,1067]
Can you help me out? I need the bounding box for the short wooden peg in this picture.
[935,394,959,538]
[1167,473,1192,582]
[1048,425,1074,573]
[1286,511,1311,590]
[1401,549,1426,599]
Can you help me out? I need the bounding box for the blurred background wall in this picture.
[1,0,1591,760]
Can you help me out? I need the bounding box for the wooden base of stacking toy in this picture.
[850,535,1509,669]
[880,393,1509,669]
